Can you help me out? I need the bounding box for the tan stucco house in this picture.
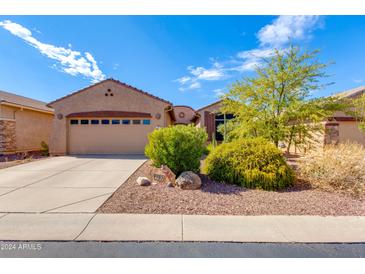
[0,90,54,155]
[324,86,365,146]
[196,100,235,141]
[48,79,174,155]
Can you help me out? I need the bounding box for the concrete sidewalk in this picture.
[0,213,364,242]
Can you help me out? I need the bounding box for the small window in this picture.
[132,120,141,125]
[70,119,78,125]
[122,119,130,125]
[112,119,120,125]
[143,119,151,125]
[101,119,110,125]
[80,119,89,125]
[91,120,99,125]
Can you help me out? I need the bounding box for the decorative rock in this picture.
[149,165,176,186]
[167,181,175,188]
[175,171,202,190]
[161,165,176,185]
[136,176,151,186]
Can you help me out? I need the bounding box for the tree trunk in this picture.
[274,139,279,148]
[286,126,295,153]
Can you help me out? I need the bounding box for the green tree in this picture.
[221,45,345,151]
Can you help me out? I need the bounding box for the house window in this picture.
[91,120,99,125]
[112,119,120,125]
[101,119,110,125]
[70,119,78,125]
[80,119,89,125]
[215,113,234,141]
[143,119,151,125]
[122,119,130,125]
[132,120,141,125]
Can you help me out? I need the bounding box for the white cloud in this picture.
[0,20,105,83]
[237,48,275,59]
[213,88,225,98]
[188,62,225,81]
[176,76,191,85]
[176,61,226,90]
[257,16,320,47]
[353,79,364,84]
[233,16,320,72]
[233,48,275,72]
[33,27,41,34]
[176,16,323,92]
[189,82,201,89]
[178,80,201,91]
[112,63,120,70]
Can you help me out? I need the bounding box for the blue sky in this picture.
[0,16,365,109]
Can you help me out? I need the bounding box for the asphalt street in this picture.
[0,241,364,258]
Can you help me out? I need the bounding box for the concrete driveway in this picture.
[0,155,146,213]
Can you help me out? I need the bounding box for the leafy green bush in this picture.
[204,138,294,190]
[204,143,213,155]
[145,125,208,175]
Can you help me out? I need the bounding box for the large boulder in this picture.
[136,176,151,186]
[175,171,201,190]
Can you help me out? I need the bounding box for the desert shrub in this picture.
[145,125,207,175]
[299,142,365,197]
[204,138,294,190]
[40,141,49,156]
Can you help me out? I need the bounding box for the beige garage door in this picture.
[68,118,153,154]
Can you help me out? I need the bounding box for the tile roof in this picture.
[333,86,365,99]
[0,90,53,113]
[48,78,172,106]
[196,100,223,112]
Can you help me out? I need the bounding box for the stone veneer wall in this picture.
[0,119,17,153]
[324,122,339,145]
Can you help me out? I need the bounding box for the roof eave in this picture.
[48,78,172,107]
[196,99,223,112]
[0,101,54,115]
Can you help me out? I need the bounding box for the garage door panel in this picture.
[68,123,153,154]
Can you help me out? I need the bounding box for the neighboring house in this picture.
[47,79,174,155]
[285,86,365,154]
[195,86,365,153]
[196,100,234,141]
[324,86,365,146]
[0,90,54,155]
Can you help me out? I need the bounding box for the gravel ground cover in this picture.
[0,154,49,169]
[98,161,365,216]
